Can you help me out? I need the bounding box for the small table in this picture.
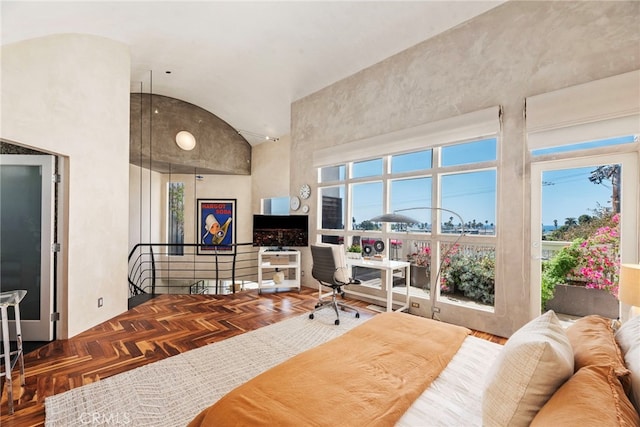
[345,258,411,312]
[1,290,27,415]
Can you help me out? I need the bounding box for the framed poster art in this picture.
[197,199,236,254]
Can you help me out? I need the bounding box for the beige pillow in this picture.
[482,310,574,427]
[615,315,640,413]
[615,314,640,355]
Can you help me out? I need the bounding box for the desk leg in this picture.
[386,270,392,312]
[405,266,411,310]
[1,306,13,414]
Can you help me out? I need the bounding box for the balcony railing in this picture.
[128,242,259,297]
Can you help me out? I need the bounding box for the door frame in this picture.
[530,151,639,318]
[0,154,56,341]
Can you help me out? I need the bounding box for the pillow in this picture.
[616,315,640,413]
[316,243,350,283]
[615,315,640,355]
[530,365,640,427]
[566,315,629,378]
[482,310,574,427]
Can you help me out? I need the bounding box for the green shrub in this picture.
[442,251,495,305]
[540,239,582,309]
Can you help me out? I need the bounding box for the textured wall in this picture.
[251,135,291,214]
[1,34,131,338]
[290,1,640,337]
[130,94,251,175]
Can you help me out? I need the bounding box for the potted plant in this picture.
[346,244,362,259]
[407,246,431,289]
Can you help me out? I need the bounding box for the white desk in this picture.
[345,258,411,312]
[1,290,26,415]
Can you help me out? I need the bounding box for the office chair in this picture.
[309,244,360,325]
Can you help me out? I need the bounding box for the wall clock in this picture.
[290,196,301,211]
[299,184,311,200]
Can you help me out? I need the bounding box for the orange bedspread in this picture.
[189,312,470,427]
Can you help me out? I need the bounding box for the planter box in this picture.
[346,252,361,260]
[546,283,619,318]
[410,265,430,290]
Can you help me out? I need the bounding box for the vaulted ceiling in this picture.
[2,1,504,145]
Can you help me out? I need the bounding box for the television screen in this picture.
[252,214,309,249]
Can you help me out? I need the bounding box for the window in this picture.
[320,165,345,183]
[441,170,496,235]
[391,150,432,174]
[167,182,184,255]
[390,177,432,232]
[320,186,345,230]
[442,138,496,166]
[317,136,498,311]
[262,196,289,215]
[352,158,383,178]
[351,181,382,230]
[531,135,637,157]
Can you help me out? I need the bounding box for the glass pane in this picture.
[439,242,495,308]
[442,138,497,166]
[351,181,382,230]
[320,235,344,245]
[440,170,496,235]
[391,150,432,174]
[0,165,41,320]
[540,164,621,316]
[352,158,383,178]
[390,177,432,233]
[532,135,636,156]
[320,186,345,230]
[263,196,289,215]
[404,239,432,295]
[168,182,184,255]
[320,165,345,182]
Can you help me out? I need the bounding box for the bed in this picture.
[189,311,640,427]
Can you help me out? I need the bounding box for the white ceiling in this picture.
[2,1,504,145]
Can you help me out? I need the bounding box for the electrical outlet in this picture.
[411,302,420,308]
[98,297,104,308]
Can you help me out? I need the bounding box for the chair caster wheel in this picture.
[355,313,360,318]
[309,314,314,319]
[315,303,321,308]
[341,292,346,298]
[335,319,340,325]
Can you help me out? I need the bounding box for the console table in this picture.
[1,289,27,415]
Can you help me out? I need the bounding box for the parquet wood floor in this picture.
[0,288,505,426]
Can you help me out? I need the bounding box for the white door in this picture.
[530,152,638,317]
[0,154,55,341]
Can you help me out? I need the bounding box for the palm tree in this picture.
[564,217,577,227]
[589,164,620,213]
[553,219,558,229]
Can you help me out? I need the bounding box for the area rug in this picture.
[45,309,365,426]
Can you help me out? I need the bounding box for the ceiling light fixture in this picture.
[175,130,196,151]
[236,129,279,142]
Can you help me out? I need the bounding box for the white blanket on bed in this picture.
[398,335,502,426]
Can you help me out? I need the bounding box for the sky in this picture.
[538,135,633,225]
[267,135,634,231]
